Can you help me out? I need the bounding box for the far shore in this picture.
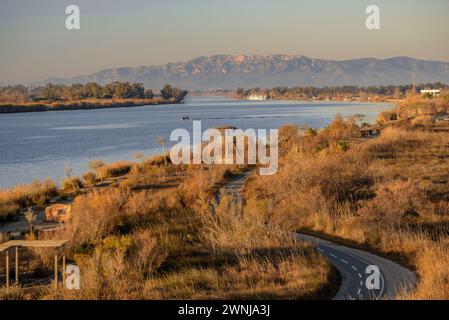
[0,98,179,114]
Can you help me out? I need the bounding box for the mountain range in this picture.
[45,55,449,90]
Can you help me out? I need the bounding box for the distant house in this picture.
[247,94,267,101]
[420,89,441,96]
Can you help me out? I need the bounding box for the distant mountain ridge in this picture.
[45,55,449,90]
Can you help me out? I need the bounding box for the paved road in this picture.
[217,170,418,300]
[221,169,253,196]
[296,233,417,300]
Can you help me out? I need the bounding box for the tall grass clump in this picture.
[95,161,133,179]
[0,180,57,221]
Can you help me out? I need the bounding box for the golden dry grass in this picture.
[11,153,334,300]
[95,161,133,180]
[245,102,449,299]
[0,180,58,222]
[0,98,171,113]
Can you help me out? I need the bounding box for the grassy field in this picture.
[2,94,447,300]
[245,94,449,299]
[0,154,335,300]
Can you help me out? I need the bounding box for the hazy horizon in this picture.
[1,0,448,84]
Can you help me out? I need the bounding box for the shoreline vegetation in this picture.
[0,92,448,300]
[0,98,176,114]
[0,161,337,300]
[0,82,188,114]
[233,82,448,102]
[244,93,449,299]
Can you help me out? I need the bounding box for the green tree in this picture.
[144,89,154,99]
[69,83,86,100]
[41,83,61,101]
[130,83,145,99]
[161,85,174,100]
[172,87,188,102]
[84,82,102,98]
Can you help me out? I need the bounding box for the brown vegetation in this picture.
[0,180,58,222]
[0,98,173,114]
[95,161,133,180]
[245,95,449,299]
[62,177,83,193]
[0,149,333,300]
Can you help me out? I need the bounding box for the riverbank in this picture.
[0,156,335,300]
[191,91,392,103]
[0,98,178,114]
[234,83,447,103]
[244,95,449,299]
[0,99,392,189]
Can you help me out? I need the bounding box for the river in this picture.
[0,97,393,188]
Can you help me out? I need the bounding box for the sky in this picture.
[0,0,448,84]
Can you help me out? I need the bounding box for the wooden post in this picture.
[15,247,19,285]
[5,250,9,289]
[62,254,66,288]
[54,250,58,289]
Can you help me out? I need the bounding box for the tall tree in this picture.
[161,84,174,100]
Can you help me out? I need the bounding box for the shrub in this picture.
[89,160,105,181]
[358,179,429,220]
[377,110,397,124]
[0,180,57,221]
[59,189,130,248]
[0,202,20,222]
[62,177,83,192]
[82,171,97,187]
[0,285,24,300]
[338,140,350,152]
[96,161,133,179]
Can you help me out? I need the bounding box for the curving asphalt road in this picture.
[221,169,254,196]
[296,233,417,300]
[219,170,417,300]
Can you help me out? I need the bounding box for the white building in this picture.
[247,94,267,101]
[420,89,441,96]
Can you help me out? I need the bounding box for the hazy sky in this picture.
[1,0,448,84]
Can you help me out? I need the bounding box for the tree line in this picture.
[0,82,188,103]
[236,82,449,100]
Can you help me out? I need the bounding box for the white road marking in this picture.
[357,288,361,295]
[335,247,386,298]
[341,259,349,264]
[300,236,390,299]
[358,273,362,278]
[351,266,358,271]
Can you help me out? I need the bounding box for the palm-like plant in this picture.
[157,136,167,167]
[25,208,37,234]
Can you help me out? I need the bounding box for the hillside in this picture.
[45,55,449,90]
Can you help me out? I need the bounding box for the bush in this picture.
[59,189,130,247]
[62,177,83,192]
[357,179,429,220]
[0,285,24,300]
[0,202,20,222]
[82,171,97,187]
[0,180,57,221]
[377,111,397,124]
[96,161,133,179]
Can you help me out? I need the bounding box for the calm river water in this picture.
[0,97,393,188]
